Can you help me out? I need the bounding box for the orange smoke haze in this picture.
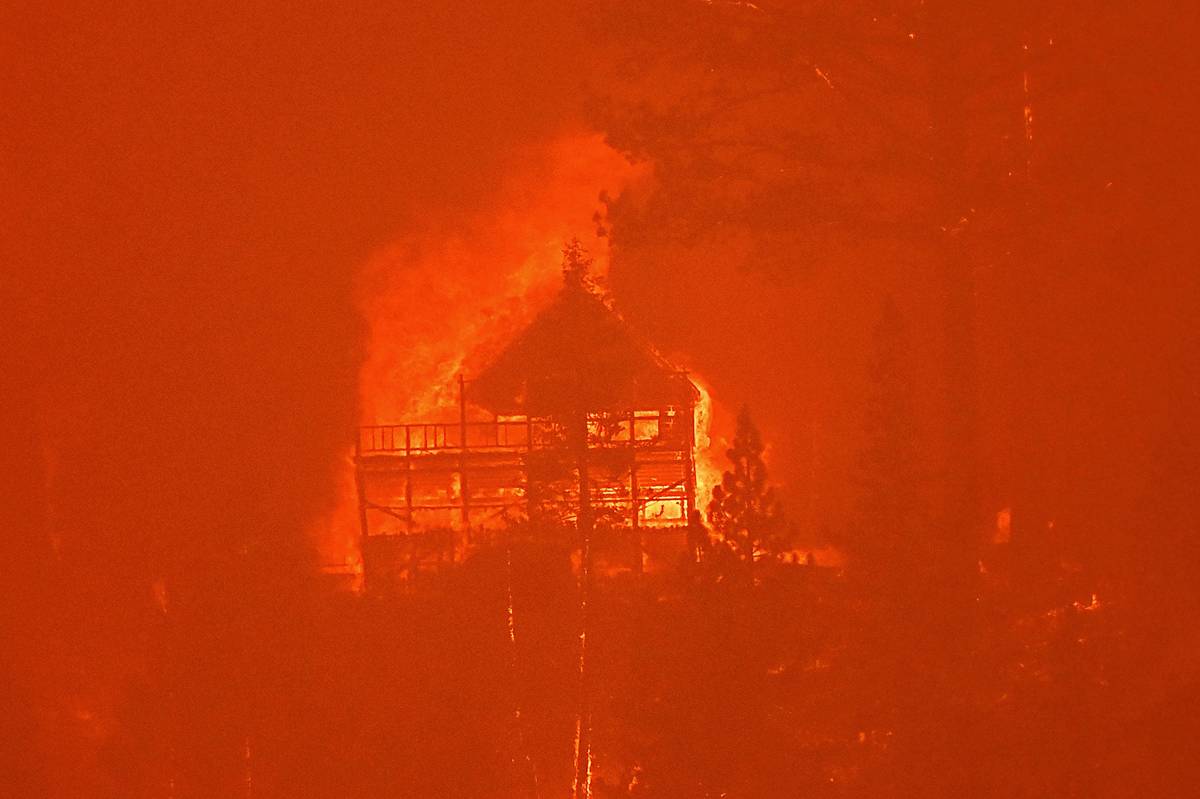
[5,2,1198,797]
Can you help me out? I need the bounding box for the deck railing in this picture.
[357,410,686,456]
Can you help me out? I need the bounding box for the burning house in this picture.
[354,245,701,583]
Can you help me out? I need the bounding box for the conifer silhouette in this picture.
[853,296,923,576]
[707,406,787,564]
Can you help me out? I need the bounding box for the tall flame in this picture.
[313,132,650,572]
[692,374,724,518]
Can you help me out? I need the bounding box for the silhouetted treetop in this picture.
[845,295,929,579]
[708,406,789,563]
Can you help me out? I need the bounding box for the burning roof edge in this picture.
[467,283,699,416]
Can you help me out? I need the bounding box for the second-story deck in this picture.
[354,407,697,537]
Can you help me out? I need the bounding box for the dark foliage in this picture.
[708,407,790,565]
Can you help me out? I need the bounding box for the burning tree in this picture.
[707,406,788,565]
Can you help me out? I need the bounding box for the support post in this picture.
[684,402,697,521]
[404,426,414,535]
[629,410,642,575]
[525,411,535,521]
[459,374,470,532]
[354,431,370,545]
[572,409,594,799]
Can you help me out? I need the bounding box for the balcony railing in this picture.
[357,410,689,456]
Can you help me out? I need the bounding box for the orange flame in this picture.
[312,132,650,573]
[691,374,724,516]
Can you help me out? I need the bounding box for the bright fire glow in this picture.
[312,132,652,572]
[691,374,723,516]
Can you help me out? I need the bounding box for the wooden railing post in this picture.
[404,426,413,535]
[459,374,470,533]
[354,430,370,544]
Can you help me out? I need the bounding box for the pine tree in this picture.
[707,406,787,565]
[851,297,921,568]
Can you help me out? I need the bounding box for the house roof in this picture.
[468,283,699,416]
